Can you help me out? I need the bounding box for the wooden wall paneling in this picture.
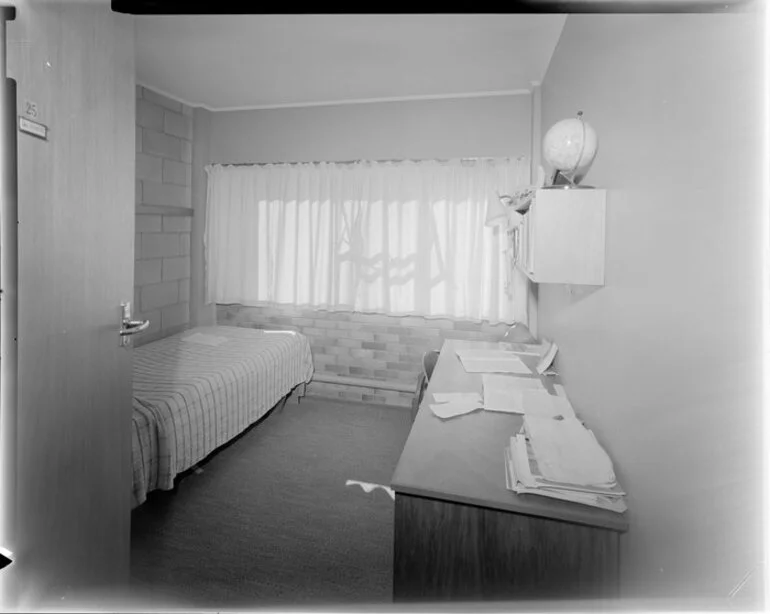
[394,494,620,602]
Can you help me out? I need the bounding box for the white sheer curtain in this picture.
[205,158,528,324]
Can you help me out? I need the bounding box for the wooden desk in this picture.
[390,339,628,602]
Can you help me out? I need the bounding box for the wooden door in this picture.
[1,2,135,606]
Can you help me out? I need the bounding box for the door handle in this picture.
[119,319,149,336]
[119,302,149,346]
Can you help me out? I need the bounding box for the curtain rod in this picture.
[214,155,526,167]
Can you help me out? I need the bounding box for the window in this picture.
[205,157,528,324]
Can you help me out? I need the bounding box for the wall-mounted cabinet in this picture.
[513,188,606,285]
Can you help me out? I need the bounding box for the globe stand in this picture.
[542,169,596,190]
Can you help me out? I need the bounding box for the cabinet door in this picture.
[516,189,605,285]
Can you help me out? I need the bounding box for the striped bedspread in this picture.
[131,325,314,508]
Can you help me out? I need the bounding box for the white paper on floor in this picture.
[345,479,395,500]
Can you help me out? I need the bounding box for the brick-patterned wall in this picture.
[134,86,193,345]
[217,304,511,407]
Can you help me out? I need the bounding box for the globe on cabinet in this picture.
[542,111,598,189]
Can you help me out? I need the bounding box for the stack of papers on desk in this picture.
[429,392,482,419]
[524,415,616,485]
[481,377,574,420]
[455,349,532,375]
[504,415,626,513]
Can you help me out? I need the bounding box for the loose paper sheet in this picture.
[433,392,482,404]
[430,391,482,419]
[345,479,395,501]
[482,375,543,413]
[457,349,523,360]
[498,342,545,357]
[461,359,532,374]
[429,400,481,419]
[456,349,532,375]
[485,389,525,413]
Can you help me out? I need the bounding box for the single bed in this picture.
[131,325,314,508]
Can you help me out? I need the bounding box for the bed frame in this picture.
[131,325,314,508]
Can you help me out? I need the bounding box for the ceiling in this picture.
[134,14,567,111]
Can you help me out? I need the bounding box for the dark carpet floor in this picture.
[129,396,413,610]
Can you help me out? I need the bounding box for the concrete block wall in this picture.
[217,304,511,407]
[134,86,193,345]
